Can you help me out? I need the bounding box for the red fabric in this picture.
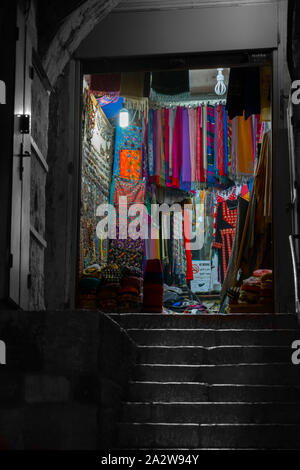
[90,73,121,92]
[196,107,204,182]
[183,208,194,282]
[171,108,182,188]
[216,105,226,177]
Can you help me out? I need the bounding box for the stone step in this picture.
[117,422,300,449]
[128,328,298,347]
[128,382,300,402]
[110,313,299,330]
[133,363,300,385]
[121,402,300,424]
[138,345,292,364]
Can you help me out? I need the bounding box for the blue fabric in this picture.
[101,97,124,119]
[147,109,154,177]
[110,124,143,204]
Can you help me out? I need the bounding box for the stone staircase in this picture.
[110,313,300,450]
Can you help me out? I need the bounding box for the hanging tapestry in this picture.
[212,199,238,283]
[120,149,142,180]
[80,91,114,272]
[110,176,146,269]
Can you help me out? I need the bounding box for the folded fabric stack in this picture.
[82,264,102,279]
[118,275,143,313]
[98,283,120,312]
[78,276,102,309]
[254,269,273,303]
[143,259,164,313]
[238,276,261,304]
[99,263,121,284]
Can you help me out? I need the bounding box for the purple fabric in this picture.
[153,110,157,177]
[181,108,191,190]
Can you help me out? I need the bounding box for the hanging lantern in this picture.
[119,107,129,128]
[215,68,227,96]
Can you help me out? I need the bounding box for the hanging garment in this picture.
[181,108,191,190]
[111,124,143,203]
[96,92,120,106]
[206,105,217,184]
[183,205,194,282]
[244,67,261,120]
[195,106,204,182]
[119,149,142,180]
[100,96,124,120]
[160,109,166,187]
[90,73,121,92]
[171,107,183,188]
[226,68,245,120]
[214,105,226,180]
[213,199,238,283]
[111,176,146,269]
[260,66,271,122]
[236,114,255,178]
[152,70,190,95]
[213,187,237,239]
[220,196,249,305]
[155,108,162,185]
[188,108,197,182]
[169,107,176,177]
[164,108,173,186]
[120,72,146,98]
[147,109,154,178]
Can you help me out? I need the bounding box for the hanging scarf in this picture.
[147,109,154,178]
[188,108,197,182]
[206,105,216,184]
[169,108,176,177]
[196,106,204,182]
[181,108,191,191]
[171,107,183,188]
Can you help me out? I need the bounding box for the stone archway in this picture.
[42,0,121,86]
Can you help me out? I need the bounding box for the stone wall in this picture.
[0,311,136,449]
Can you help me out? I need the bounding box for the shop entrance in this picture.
[76,51,274,315]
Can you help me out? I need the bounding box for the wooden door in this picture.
[9,4,32,309]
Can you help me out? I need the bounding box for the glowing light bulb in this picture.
[215,68,227,96]
[119,107,129,128]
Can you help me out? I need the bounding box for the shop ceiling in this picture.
[114,0,280,12]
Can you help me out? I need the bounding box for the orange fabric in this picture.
[119,149,142,180]
[237,115,254,176]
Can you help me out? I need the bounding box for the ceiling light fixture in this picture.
[215,68,227,96]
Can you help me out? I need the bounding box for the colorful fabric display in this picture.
[99,264,121,284]
[120,149,142,180]
[231,114,255,180]
[98,283,119,312]
[118,275,143,313]
[213,199,238,283]
[82,264,101,279]
[100,96,124,119]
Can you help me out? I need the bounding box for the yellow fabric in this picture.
[120,72,145,99]
[260,66,271,122]
[237,114,254,176]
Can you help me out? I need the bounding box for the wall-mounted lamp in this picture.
[0,80,6,105]
[119,107,129,128]
[215,68,227,96]
[16,114,30,134]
